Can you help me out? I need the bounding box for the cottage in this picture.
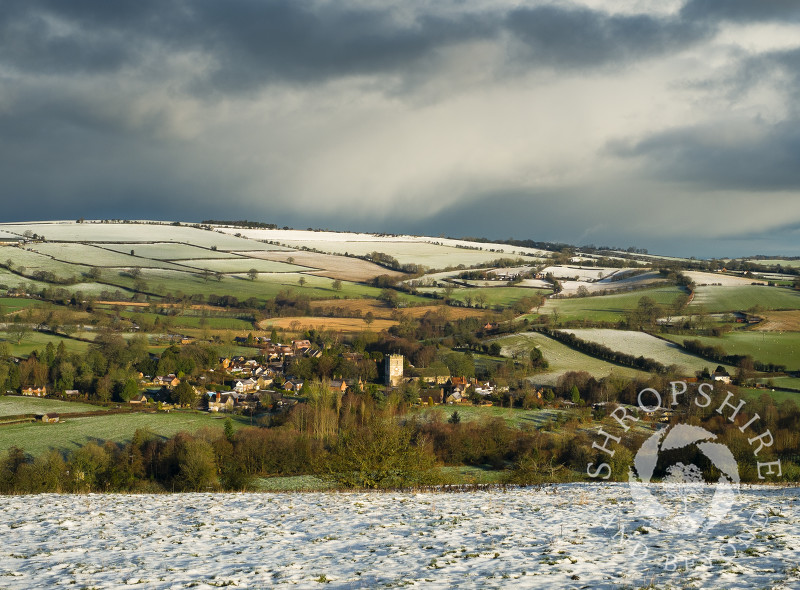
[208,391,236,412]
[128,394,148,405]
[21,386,47,397]
[154,374,180,388]
[234,378,259,393]
[283,379,304,392]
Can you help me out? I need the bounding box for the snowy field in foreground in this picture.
[1,484,798,589]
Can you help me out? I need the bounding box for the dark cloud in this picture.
[680,0,800,23]
[0,1,715,90]
[608,121,800,191]
[505,5,710,69]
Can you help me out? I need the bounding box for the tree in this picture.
[298,276,307,287]
[332,279,343,291]
[448,411,461,424]
[364,311,375,327]
[172,381,197,407]
[570,385,581,405]
[576,285,590,297]
[529,347,548,369]
[224,417,235,443]
[323,418,438,489]
[247,268,258,281]
[119,379,139,402]
[128,267,142,279]
[9,320,30,345]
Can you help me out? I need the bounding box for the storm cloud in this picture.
[1,0,800,257]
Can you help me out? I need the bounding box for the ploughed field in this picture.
[0,485,797,589]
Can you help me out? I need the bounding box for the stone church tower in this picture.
[385,354,404,386]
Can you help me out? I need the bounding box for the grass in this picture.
[0,331,91,357]
[540,286,687,322]
[689,285,800,313]
[411,404,567,429]
[0,410,252,456]
[117,310,255,331]
[252,475,335,491]
[492,332,648,384]
[660,331,800,370]
[445,287,551,309]
[0,396,106,417]
[738,388,800,406]
[439,465,507,485]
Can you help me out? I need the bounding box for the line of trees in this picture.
[538,328,670,374]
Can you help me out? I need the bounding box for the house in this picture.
[128,394,148,405]
[21,386,47,397]
[63,389,82,398]
[328,379,349,393]
[154,374,180,388]
[234,378,259,393]
[292,339,312,351]
[283,379,304,392]
[713,369,732,384]
[208,391,236,412]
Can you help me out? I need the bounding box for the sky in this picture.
[2,0,800,258]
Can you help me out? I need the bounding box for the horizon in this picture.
[1,1,799,260]
[1,217,796,261]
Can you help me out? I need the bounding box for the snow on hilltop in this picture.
[0,484,798,588]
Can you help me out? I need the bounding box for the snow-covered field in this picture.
[1,485,797,589]
[560,329,733,374]
[684,271,766,287]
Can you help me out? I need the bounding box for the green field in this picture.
[117,310,255,331]
[690,285,800,313]
[738,387,800,406]
[0,411,251,456]
[661,331,800,370]
[492,332,648,384]
[0,396,105,417]
[539,286,687,322]
[411,404,565,429]
[0,331,91,357]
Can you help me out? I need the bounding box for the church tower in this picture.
[385,354,404,386]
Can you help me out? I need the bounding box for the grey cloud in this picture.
[608,121,800,191]
[680,0,800,23]
[505,5,710,69]
[0,1,716,91]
